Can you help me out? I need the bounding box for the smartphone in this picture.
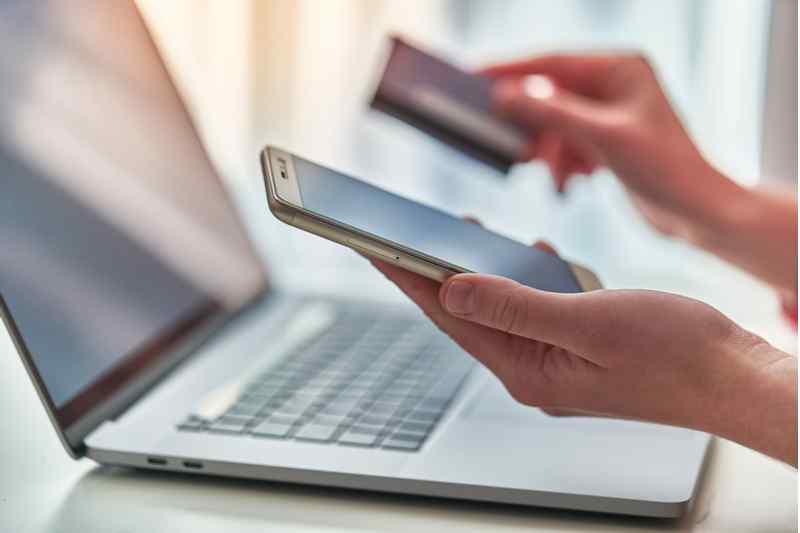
[370,36,527,173]
[261,146,601,293]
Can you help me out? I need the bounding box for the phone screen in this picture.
[292,156,581,293]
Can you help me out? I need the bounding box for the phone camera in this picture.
[280,169,287,179]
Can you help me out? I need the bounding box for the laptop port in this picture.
[183,461,203,469]
[147,457,167,466]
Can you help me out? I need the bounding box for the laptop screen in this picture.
[0,2,266,433]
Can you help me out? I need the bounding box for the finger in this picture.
[541,407,592,417]
[493,78,605,138]
[547,135,574,195]
[542,407,641,423]
[563,145,589,176]
[533,130,564,191]
[533,130,559,162]
[573,155,597,176]
[553,165,568,195]
[552,148,570,195]
[541,407,618,419]
[567,142,603,175]
[479,54,621,93]
[519,139,538,162]
[554,149,590,193]
[370,259,522,380]
[438,273,606,364]
[532,240,558,256]
[462,215,483,227]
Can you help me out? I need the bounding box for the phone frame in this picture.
[260,146,601,290]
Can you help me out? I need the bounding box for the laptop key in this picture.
[358,413,391,427]
[286,395,318,408]
[399,421,433,434]
[239,394,270,406]
[390,431,427,442]
[418,397,450,411]
[379,393,410,403]
[295,424,339,442]
[251,421,294,438]
[208,415,252,433]
[338,432,380,447]
[177,417,207,432]
[227,403,263,417]
[367,402,398,415]
[407,409,439,423]
[267,414,301,426]
[385,407,411,420]
[319,404,359,417]
[347,424,385,435]
[382,436,423,451]
[273,402,312,415]
[308,414,348,427]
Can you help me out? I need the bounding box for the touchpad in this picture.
[460,372,551,423]
[460,370,673,436]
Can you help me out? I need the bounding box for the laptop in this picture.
[0,0,709,518]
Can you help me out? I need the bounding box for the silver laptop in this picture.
[0,0,709,518]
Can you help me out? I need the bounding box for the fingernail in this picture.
[444,280,475,315]
[523,75,555,100]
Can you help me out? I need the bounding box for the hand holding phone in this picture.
[370,36,527,173]
[261,146,601,293]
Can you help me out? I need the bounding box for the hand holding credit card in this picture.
[370,36,528,173]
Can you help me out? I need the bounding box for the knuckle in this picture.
[503,377,533,405]
[603,53,655,100]
[490,288,529,335]
[617,52,651,72]
[598,110,645,144]
[631,52,652,69]
[490,292,514,332]
[504,374,552,407]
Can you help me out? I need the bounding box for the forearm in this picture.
[688,168,798,293]
[711,340,797,466]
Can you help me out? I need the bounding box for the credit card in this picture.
[370,36,527,173]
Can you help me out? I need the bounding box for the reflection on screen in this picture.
[293,157,581,293]
[0,2,265,412]
[1,150,213,407]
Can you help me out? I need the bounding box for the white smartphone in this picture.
[260,146,601,292]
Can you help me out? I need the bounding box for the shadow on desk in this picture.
[45,443,720,532]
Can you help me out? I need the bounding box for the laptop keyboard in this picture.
[177,308,475,451]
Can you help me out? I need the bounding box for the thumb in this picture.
[439,273,601,362]
[493,77,604,138]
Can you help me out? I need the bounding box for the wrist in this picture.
[680,164,752,251]
[682,167,798,291]
[707,335,797,466]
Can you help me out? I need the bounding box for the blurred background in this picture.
[136,0,793,350]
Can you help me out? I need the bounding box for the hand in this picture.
[482,53,740,238]
[482,53,797,293]
[370,249,798,466]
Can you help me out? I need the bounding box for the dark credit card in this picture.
[370,36,528,173]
